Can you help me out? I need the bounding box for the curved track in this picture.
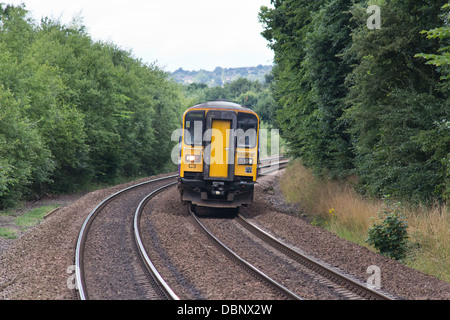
[75,175,179,300]
[189,206,303,300]
[74,157,288,300]
[235,214,394,300]
[74,156,391,300]
[187,158,393,300]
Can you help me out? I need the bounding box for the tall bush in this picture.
[367,196,409,260]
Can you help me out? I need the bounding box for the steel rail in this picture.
[133,182,180,300]
[189,207,303,300]
[258,160,289,176]
[236,214,394,300]
[75,174,178,300]
[259,155,285,163]
[258,160,289,169]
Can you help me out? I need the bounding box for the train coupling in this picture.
[211,181,225,196]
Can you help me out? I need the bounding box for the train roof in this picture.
[187,100,256,113]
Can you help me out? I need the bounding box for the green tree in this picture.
[415,2,450,200]
[0,4,183,207]
[259,0,352,177]
[0,87,54,207]
[415,3,450,79]
[254,88,277,123]
[238,91,258,108]
[343,0,448,201]
[260,0,449,202]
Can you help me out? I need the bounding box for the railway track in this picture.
[258,156,289,175]
[134,182,180,300]
[188,158,393,300]
[256,157,391,299]
[235,214,394,300]
[191,209,393,300]
[74,157,289,300]
[75,155,393,301]
[188,206,303,300]
[75,174,179,300]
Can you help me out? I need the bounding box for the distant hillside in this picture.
[170,65,272,87]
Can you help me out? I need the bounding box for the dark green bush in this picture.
[367,196,409,260]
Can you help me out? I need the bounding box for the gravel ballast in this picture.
[0,170,448,300]
[247,172,450,300]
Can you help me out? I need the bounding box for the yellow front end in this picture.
[234,149,258,181]
[180,146,203,177]
[179,108,205,178]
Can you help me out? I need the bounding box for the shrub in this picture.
[367,196,409,260]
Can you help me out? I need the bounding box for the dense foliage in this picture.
[0,4,182,208]
[260,0,450,202]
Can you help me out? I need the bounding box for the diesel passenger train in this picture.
[178,101,260,209]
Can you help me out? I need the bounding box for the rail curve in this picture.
[75,174,178,300]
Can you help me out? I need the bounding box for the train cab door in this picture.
[204,110,237,181]
[210,119,231,178]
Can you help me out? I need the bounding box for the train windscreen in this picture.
[184,111,205,146]
[236,113,258,148]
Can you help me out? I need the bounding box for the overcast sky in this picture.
[5,0,274,72]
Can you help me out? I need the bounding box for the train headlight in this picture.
[238,157,253,165]
[186,155,195,162]
[185,155,201,163]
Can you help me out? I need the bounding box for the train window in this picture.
[237,113,258,148]
[184,111,205,146]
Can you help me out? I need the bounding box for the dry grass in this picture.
[405,203,449,281]
[280,160,449,282]
[280,160,380,234]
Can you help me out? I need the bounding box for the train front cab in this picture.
[179,103,259,208]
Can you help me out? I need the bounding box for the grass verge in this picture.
[0,227,17,239]
[14,205,59,227]
[0,205,59,240]
[280,160,449,282]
